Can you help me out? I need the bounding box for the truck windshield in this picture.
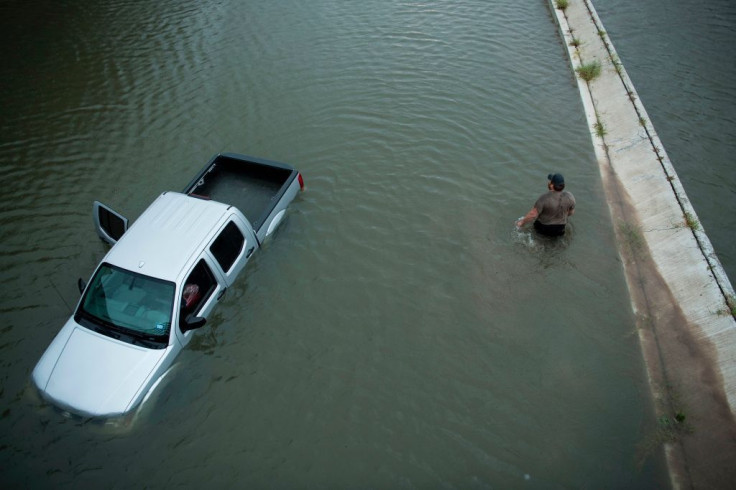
[76,263,174,346]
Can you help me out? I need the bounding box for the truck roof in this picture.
[104,192,231,283]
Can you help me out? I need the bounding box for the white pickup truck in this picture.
[32,153,304,419]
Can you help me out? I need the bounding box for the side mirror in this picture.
[182,315,206,332]
[77,278,87,294]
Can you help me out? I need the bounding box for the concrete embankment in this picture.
[548,0,736,488]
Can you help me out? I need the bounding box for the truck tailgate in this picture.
[184,153,300,234]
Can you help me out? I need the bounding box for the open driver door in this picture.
[93,201,128,245]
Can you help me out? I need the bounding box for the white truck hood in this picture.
[33,319,167,417]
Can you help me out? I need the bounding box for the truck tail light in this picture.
[298,173,304,190]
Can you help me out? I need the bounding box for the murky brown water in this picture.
[7,0,725,487]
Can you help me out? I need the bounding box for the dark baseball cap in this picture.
[548,173,565,185]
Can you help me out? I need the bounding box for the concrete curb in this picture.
[548,1,736,487]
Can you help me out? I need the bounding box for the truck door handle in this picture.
[217,288,227,301]
[246,247,255,258]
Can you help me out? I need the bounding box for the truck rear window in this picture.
[210,221,245,273]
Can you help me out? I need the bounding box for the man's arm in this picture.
[516,207,539,228]
[567,193,576,216]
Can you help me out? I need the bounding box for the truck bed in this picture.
[183,153,299,234]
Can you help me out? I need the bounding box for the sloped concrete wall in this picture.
[548,1,736,488]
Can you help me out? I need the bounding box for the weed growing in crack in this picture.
[636,385,694,469]
[576,61,601,81]
[594,121,607,138]
[618,221,644,252]
[684,212,700,232]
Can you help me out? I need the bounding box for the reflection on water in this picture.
[0,0,671,488]
[514,224,574,252]
[513,225,580,277]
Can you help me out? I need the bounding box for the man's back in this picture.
[534,190,576,226]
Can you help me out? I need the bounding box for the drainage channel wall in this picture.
[548,0,736,488]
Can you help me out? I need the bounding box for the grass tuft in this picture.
[576,61,601,82]
[594,121,606,138]
[684,212,700,231]
[619,221,644,252]
[636,384,694,469]
[612,56,623,75]
[717,296,736,317]
[555,0,569,11]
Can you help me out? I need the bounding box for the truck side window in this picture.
[210,221,245,273]
[180,259,216,328]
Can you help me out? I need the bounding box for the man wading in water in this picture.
[515,173,576,237]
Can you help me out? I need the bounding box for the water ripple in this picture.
[0,0,667,487]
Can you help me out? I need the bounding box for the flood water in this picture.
[6,0,732,487]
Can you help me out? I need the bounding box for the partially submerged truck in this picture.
[32,153,304,419]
